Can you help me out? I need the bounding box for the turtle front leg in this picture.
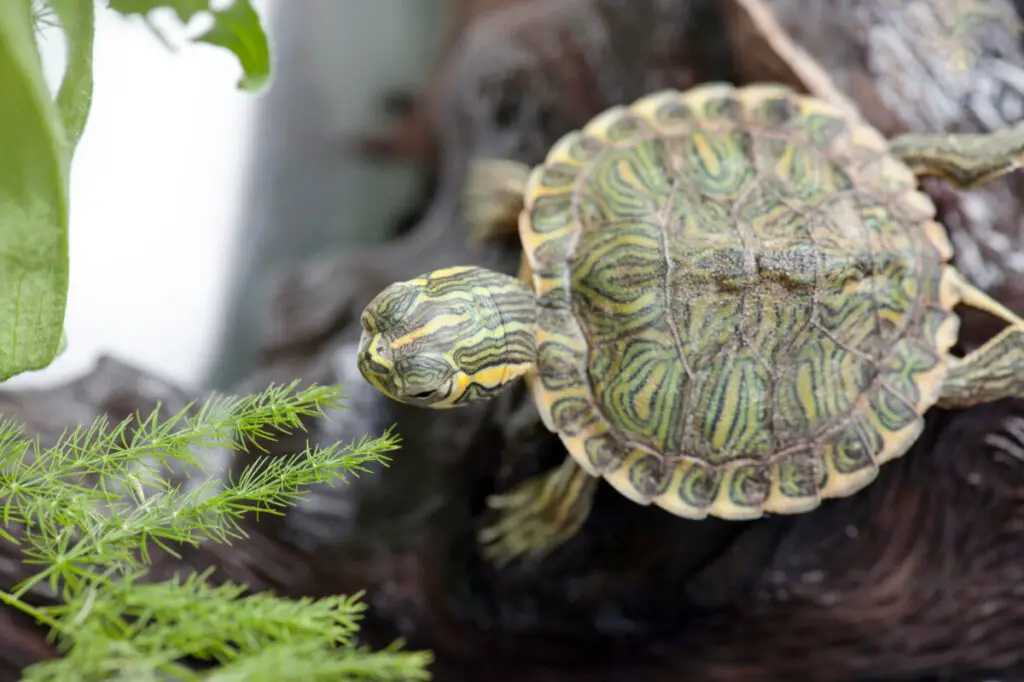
[888,119,1024,189]
[478,455,600,566]
[463,159,532,245]
[938,271,1024,409]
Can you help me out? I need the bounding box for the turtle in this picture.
[356,81,1024,566]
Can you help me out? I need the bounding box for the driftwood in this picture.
[0,1,1023,680]
[357,0,535,166]
[253,0,1024,680]
[258,0,1024,680]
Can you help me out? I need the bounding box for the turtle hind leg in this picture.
[463,159,531,246]
[478,456,599,567]
[888,120,1024,189]
[938,271,1024,409]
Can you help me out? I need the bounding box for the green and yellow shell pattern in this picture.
[358,82,1024,565]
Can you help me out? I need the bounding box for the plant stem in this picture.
[0,588,62,631]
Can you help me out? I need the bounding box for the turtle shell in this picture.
[518,82,962,521]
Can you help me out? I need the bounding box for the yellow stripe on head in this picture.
[356,266,540,408]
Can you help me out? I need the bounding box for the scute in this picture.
[520,82,959,520]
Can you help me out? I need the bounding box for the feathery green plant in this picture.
[1,1,431,679]
[1,382,430,680]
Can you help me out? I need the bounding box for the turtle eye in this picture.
[410,389,435,400]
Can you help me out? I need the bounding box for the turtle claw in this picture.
[477,457,599,567]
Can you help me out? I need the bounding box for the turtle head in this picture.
[357,265,538,408]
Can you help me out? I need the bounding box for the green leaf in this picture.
[0,1,73,379]
[108,0,272,91]
[50,0,97,153]
[192,0,270,91]
[107,0,208,24]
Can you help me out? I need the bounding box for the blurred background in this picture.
[5,4,1024,680]
[11,0,449,391]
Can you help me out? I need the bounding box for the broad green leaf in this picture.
[109,0,208,24]
[50,0,97,153]
[56,328,68,358]
[108,0,272,91]
[0,1,73,379]
[193,0,270,91]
